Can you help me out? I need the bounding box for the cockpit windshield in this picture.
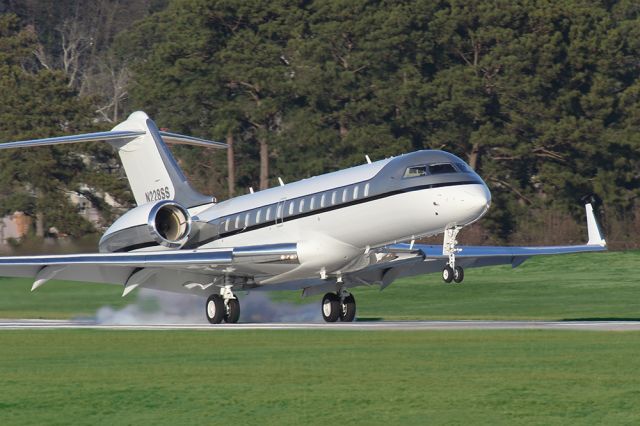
[403,162,460,178]
[428,163,457,174]
[403,166,428,178]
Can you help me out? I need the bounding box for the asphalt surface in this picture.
[1,319,640,331]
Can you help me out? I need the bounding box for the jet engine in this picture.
[148,201,192,248]
[99,200,192,252]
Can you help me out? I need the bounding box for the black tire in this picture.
[453,266,464,283]
[205,294,225,324]
[321,293,340,323]
[339,293,356,322]
[224,298,241,323]
[442,265,454,283]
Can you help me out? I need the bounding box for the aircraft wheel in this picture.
[322,293,340,323]
[339,293,356,322]
[453,266,464,283]
[205,294,225,324]
[224,298,240,323]
[442,265,454,283]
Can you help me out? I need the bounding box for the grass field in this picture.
[1,251,639,425]
[1,250,638,321]
[1,330,640,425]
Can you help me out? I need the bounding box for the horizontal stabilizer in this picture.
[0,130,227,150]
[0,130,144,150]
[159,131,227,149]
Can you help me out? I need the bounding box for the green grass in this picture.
[0,330,639,425]
[0,278,128,319]
[1,250,639,320]
[1,252,639,425]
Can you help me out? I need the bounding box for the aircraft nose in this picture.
[460,184,491,218]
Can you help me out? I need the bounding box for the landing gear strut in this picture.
[442,226,464,284]
[322,290,356,323]
[205,286,240,324]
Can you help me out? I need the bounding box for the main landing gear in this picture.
[442,226,465,284]
[205,286,240,324]
[321,290,356,323]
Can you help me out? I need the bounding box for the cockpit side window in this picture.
[403,165,428,178]
[428,163,457,174]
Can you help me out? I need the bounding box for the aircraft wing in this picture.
[347,203,607,289]
[0,243,298,296]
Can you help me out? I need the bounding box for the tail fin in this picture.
[0,111,226,207]
[110,111,221,207]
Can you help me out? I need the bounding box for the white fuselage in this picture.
[188,151,492,283]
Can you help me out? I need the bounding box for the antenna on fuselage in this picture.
[278,177,285,186]
[365,155,372,164]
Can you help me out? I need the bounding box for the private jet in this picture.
[0,112,607,323]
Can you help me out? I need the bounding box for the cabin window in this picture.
[299,199,305,213]
[310,196,316,210]
[224,218,230,232]
[353,186,359,199]
[331,191,337,205]
[256,209,262,223]
[428,163,457,174]
[288,202,294,216]
[364,183,370,197]
[234,216,240,229]
[320,194,326,208]
[403,165,428,178]
[244,213,250,228]
[265,207,272,221]
[342,188,348,203]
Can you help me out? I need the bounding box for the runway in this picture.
[1,319,640,331]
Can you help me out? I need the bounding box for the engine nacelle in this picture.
[99,200,192,252]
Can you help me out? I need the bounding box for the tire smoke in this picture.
[95,289,321,324]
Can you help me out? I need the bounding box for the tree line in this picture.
[0,0,639,248]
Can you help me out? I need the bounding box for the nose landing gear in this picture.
[442,226,465,284]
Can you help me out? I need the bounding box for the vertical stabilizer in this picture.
[110,111,214,207]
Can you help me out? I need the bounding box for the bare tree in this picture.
[88,55,130,123]
[57,19,92,88]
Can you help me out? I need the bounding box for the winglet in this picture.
[586,203,606,246]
